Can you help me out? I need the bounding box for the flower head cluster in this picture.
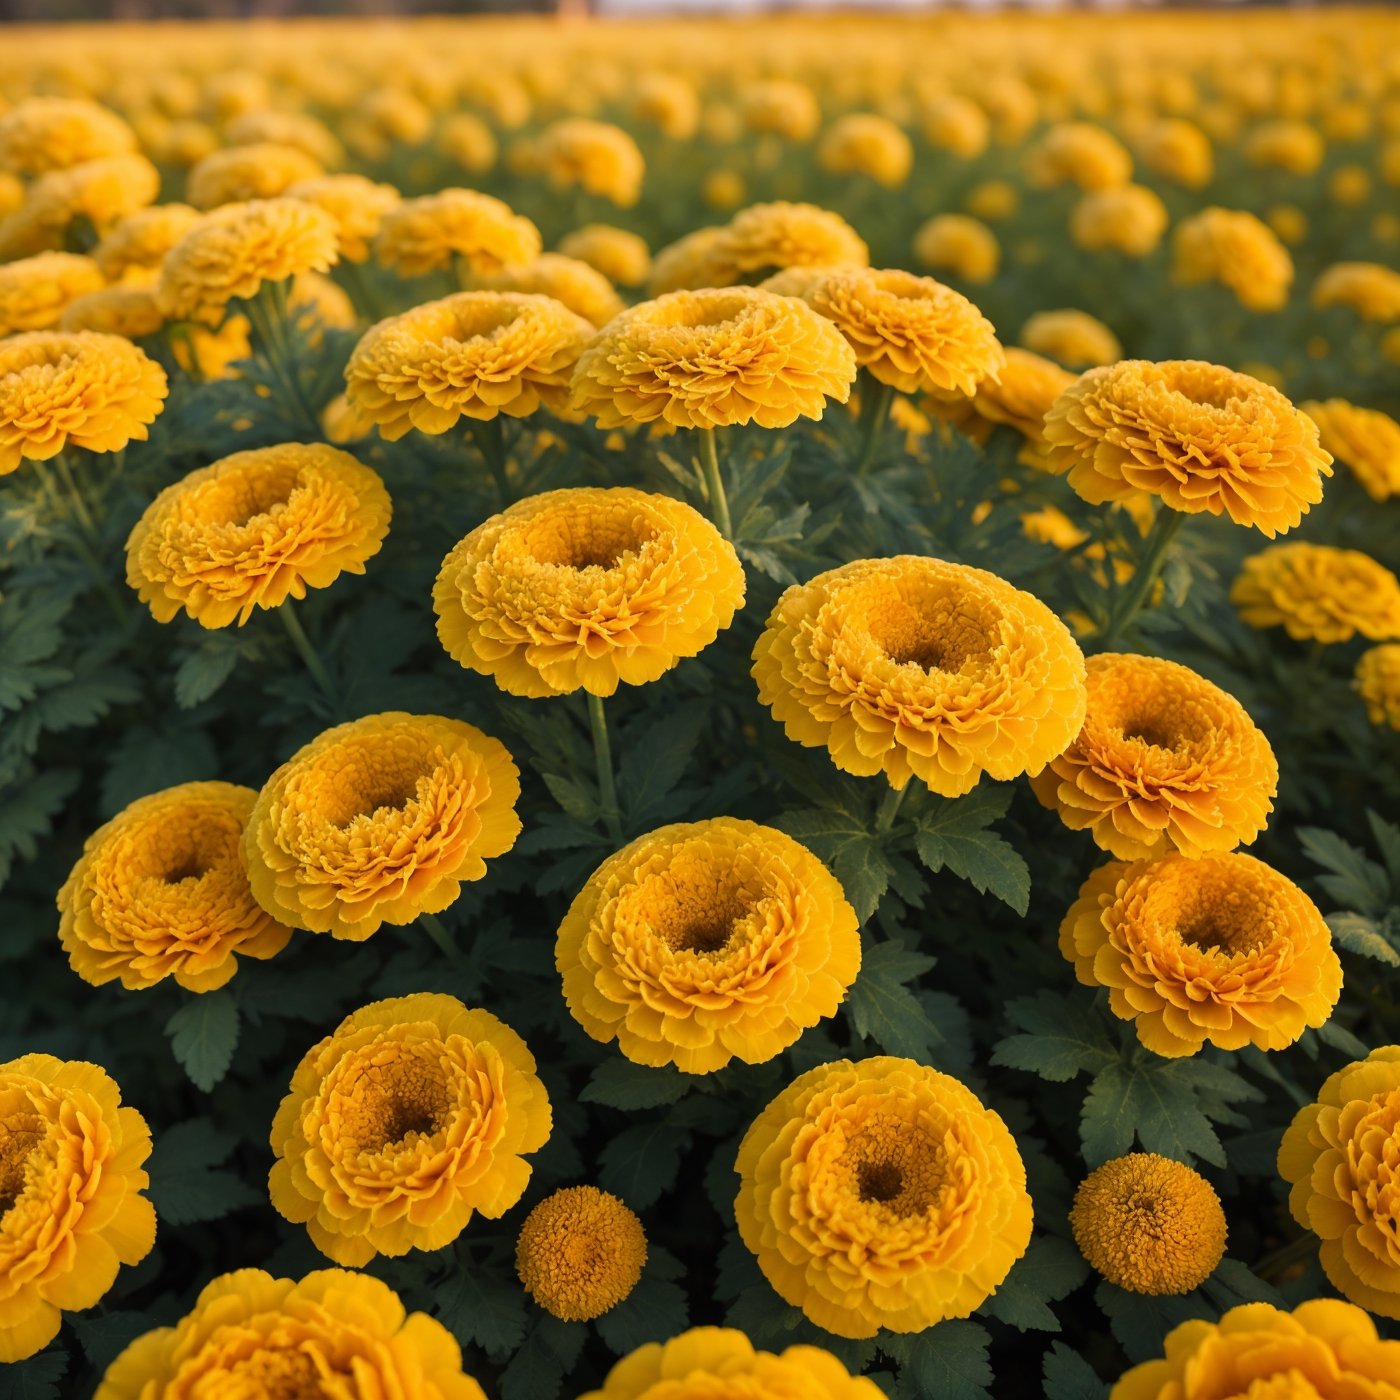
[376,188,541,277]
[535,119,645,207]
[1031,653,1278,859]
[0,1055,155,1362]
[817,113,913,188]
[558,222,651,287]
[1245,119,1323,175]
[558,818,860,1073]
[0,251,105,334]
[466,253,624,327]
[1357,645,1400,731]
[912,213,1000,283]
[923,95,991,157]
[0,97,136,176]
[570,287,856,430]
[753,556,1087,795]
[740,80,822,140]
[735,1056,1033,1337]
[437,113,498,174]
[1312,261,1400,321]
[1231,542,1400,644]
[1071,1154,1227,1294]
[1060,852,1341,1057]
[1020,308,1122,368]
[1026,122,1133,190]
[126,442,392,628]
[632,73,700,140]
[1138,118,1214,188]
[1069,184,1169,257]
[1303,398,1400,501]
[1171,207,1294,312]
[244,712,521,940]
[930,346,1074,461]
[186,142,324,209]
[269,994,550,1265]
[0,153,160,258]
[92,203,201,283]
[286,173,401,263]
[58,286,165,339]
[515,1187,647,1321]
[1043,359,1332,536]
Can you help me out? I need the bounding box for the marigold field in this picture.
[3,8,1400,1398]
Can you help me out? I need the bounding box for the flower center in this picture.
[0,1122,41,1216]
[857,1160,904,1203]
[843,1121,949,1218]
[162,856,212,883]
[520,511,653,572]
[229,1349,327,1399]
[863,584,997,675]
[338,1053,452,1152]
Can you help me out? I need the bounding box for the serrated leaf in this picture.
[72,1311,155,1373]
[174,642,240,709]
[0,1349,67,1400]
[1202,1258,1285,1310]
[891,1319,993,1400]
[913,826,1029,915]
[0,767,79,887]
[147,1118,259,1224]
[599,1121,691,1209]
[1366,810,1400,888]
[977,1236,1088,1332]
[595,1275,689,1355]
[993,991,1119,1082]
[1298,827,1389,916]
[1043,1342,1109,1400]
[1096,1281,1213,1363]
[1326,912,1400,965]
[435,1262,529,1359]
[1314,1016,1370,1058]
[165,991,240,1092]
[845,938,943,1059]
[581,1058,693,1110]
[777,808,896,923]
[499,1315,584,1400]
[541,771,597,824]
[1081,1059,1227,1168]
[101,726,218,816]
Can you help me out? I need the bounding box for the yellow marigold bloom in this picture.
[1020,308,1122,369]
[739,79,821,141]
[158,198,339,327]
[516,1187,646,1321]
[0,97,136,176]
[969,346,1075,442]
[1231,542,1400,644]
[285,173,401,264]
[0,1055,155,1363]
[580,1328,886,1400]
[557,818,859,1074]
[434,486,744,698]
[1070,184,1169,258]
[0,251,105,334]
[58,781,292,992]
[96,1268,488,1400]
[59,285,164,338]
[0,330,167,476]
[269,994,549,1265]
[1244,119,1325,175]
[736,1056,1032,1338]
[570,287,855,431]
[754,555,1086,795]
[186,141,323,211]
[817,113,913,188]
[1043,360,1331,536]
[632,72,700,141]
[1266,203,1309,247]
[1330,164,1373,207]
[1111,1299,1400,1400]
[1357,645,1400,730]
[245,712,520,940]
[1279,1048,1400,1319]
[375,188,540,278]
[923,94,991,158]
[558,222,651,288]
[171,314,252,381]
[1312,261,1400,322]
[467,254,623,328]
[912,213,1000,283]
[536,118,644,208]
[1302,399,1400,502]
[1137,118,1214,188]
[964,178,1018,221]
[1026,121,1133,191]
[224,109,344,169]
[1072,1154,1226,1295]
[125,442,391,628]
[1171,207,1294,313]
[1031,652,1277,860]
[345,291,593,438]
[0,171,22,217]
[646,226,732,295]
[0,153,160,258]
[93,202,201,284]
[720,201,869,283]
[437,112,498,176]
[1060,852,1341,1058]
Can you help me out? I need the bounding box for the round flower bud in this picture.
[515,1187,647,1321]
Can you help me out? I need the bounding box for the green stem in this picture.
[52,452,98,536]
[587,691,624,845]
[419,912,458,959]
[1253,1232,1317,1281]
[278,604,335,699]
[471,417,512,506]
[341,259,380,321]
[855,376,896,477]
[37,456,128,625]
[697,428,733,538]
[245,282,319,431]
[1095,508,1186,650]
[874,783,908,833]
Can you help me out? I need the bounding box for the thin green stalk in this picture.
[874,783,907,833]
[39,456,127,625]
[1095,508,1186,650]
[52,452,98,536]
[419,912,458,959]
[246,283,318,431]
[697,428,733,538]
[471,417,512,505]
[855,377,896,477]
[278,604,335,699]
[587,692,624,845]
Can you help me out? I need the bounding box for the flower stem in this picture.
[586,691,624,845]
[1095,508,1186,651]
[471,417,512,506]
[419,912,458,959]
[697,428,733,538]
[52,452,98,535]
[855,376,896,477]
[874,783,908,833]
[278,604,335,700]
[36,455,128,625]
[245,282,319,431]
[1253,1232,1317,1281]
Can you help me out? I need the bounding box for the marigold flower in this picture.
[375,188,540,278]
[1137,118,1214,188]
[345,291,593,438]
[1245,119,1324,175]
[0,251,105,334]
[0,330,168,476]
[1231,542,1400,644]
[96,1268,488,1400]
[1072,1154,1226,1295]
[1300,399,1400,502]
[467,253,623,328]
[735,1056,1033,1338]
[515,1187,647,1321]
[1060,852,1341,1057]
[225,109,344,168]
[558,818,859,1073]
[739,79,821,141]
[158,198,339,326]
[923,94,991,158]
[437,114,498,176]
[286,173,401,263]
[721,201,869,282]
[818,113,912,188]
[558,223,651,288]
[269,993,550,1265]
[536,119,645,207]
[754,555,1086,795]
[1043,359,1331,536]
[245,712,521,940]
[944,345,1075,448]
[1020,308,1122,368]
[126,442,391,628]
[0,97,136,176]
[59,285,164,338]
[58,780,293,992]
[645,225,733,294]
[93,203,201,284]
[0,153,160,258]
[1279,1047,1400,1319]
[912,213,1000,283]
[1069,184,1169,257]
[1026,121,1133,190]
[186,141,324,210]
[434,486,744,698]
[1329,165,1373,207]
[1110,1299,1400,1400]
[580,1328,886,1400]
[1031,652,1278,860]
[1171,208,1294,313]
[632,73,700,141]
[964,178,1018,221]
[703,168,746,210]
[1357,645,1400,730]
[0,1055,155,1362]
[570,286,855,431]
[1312,260,1400,322]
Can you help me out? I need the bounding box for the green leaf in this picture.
[777,808,898,923]
[1298,827,1389,916]
[499,1315,584,1400]
[32,666,139,731]
[1325,912,1400,965]
[541,771,598,824]
[845,938,943,1059]
[1096,1281,1213,1363]
[0,766,78,887]
[890,1320,993,1400]
[147,1118,259,1224]
[993,991,1119,1082]
[1202,1258,1285,1310]
[101,726,218,816]
[435,1261,529,1359]
[174,640,241,709]
[1366,810,1400,888]
[0,1349,67,1400]
[72,1311,155,1373]
[599,1121,691,1209]
[165,991,240,1092]
[1314,1017,1370,1059]
[1081,1058,1229,1168]
[977,1236,1089,1332]
[913,811,1030,915]
[581,1058,693,1110]
[1042,1342,1109,1400]
[616,707,706,824]
[594,1271,689,1355]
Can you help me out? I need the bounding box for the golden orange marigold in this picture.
[466,253,624,328]
[269,993,550,1265]
[375,188,541,278]
[437,113,499,176]
[923,94,991,158]
[0,153,160,258]
[92,202,201,284]
[739,80,821,141]
[536,118,645,208]
[0,97,137,176]
[1231,542,1400,644]
[286,173,401,263]
[817,113,913,188]
[1137,118,1214,189]
[58,285,164,339]
[1303,398,1400,502]
[1357,644,1400,730]
[1312,261,1400,321]
[1244,119,1325,174]
[186,141,324,210]
[912,213,1001,283]
[720,200,869,281]
[224,110,344,168]
[515,1187,647,1321]
[1069,184,1169,258]
[1026,122,1133,190]
[1019,308,1122,368]
[0,251,105,334]
[1171,207,1294,313]
[558,222,651,288]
